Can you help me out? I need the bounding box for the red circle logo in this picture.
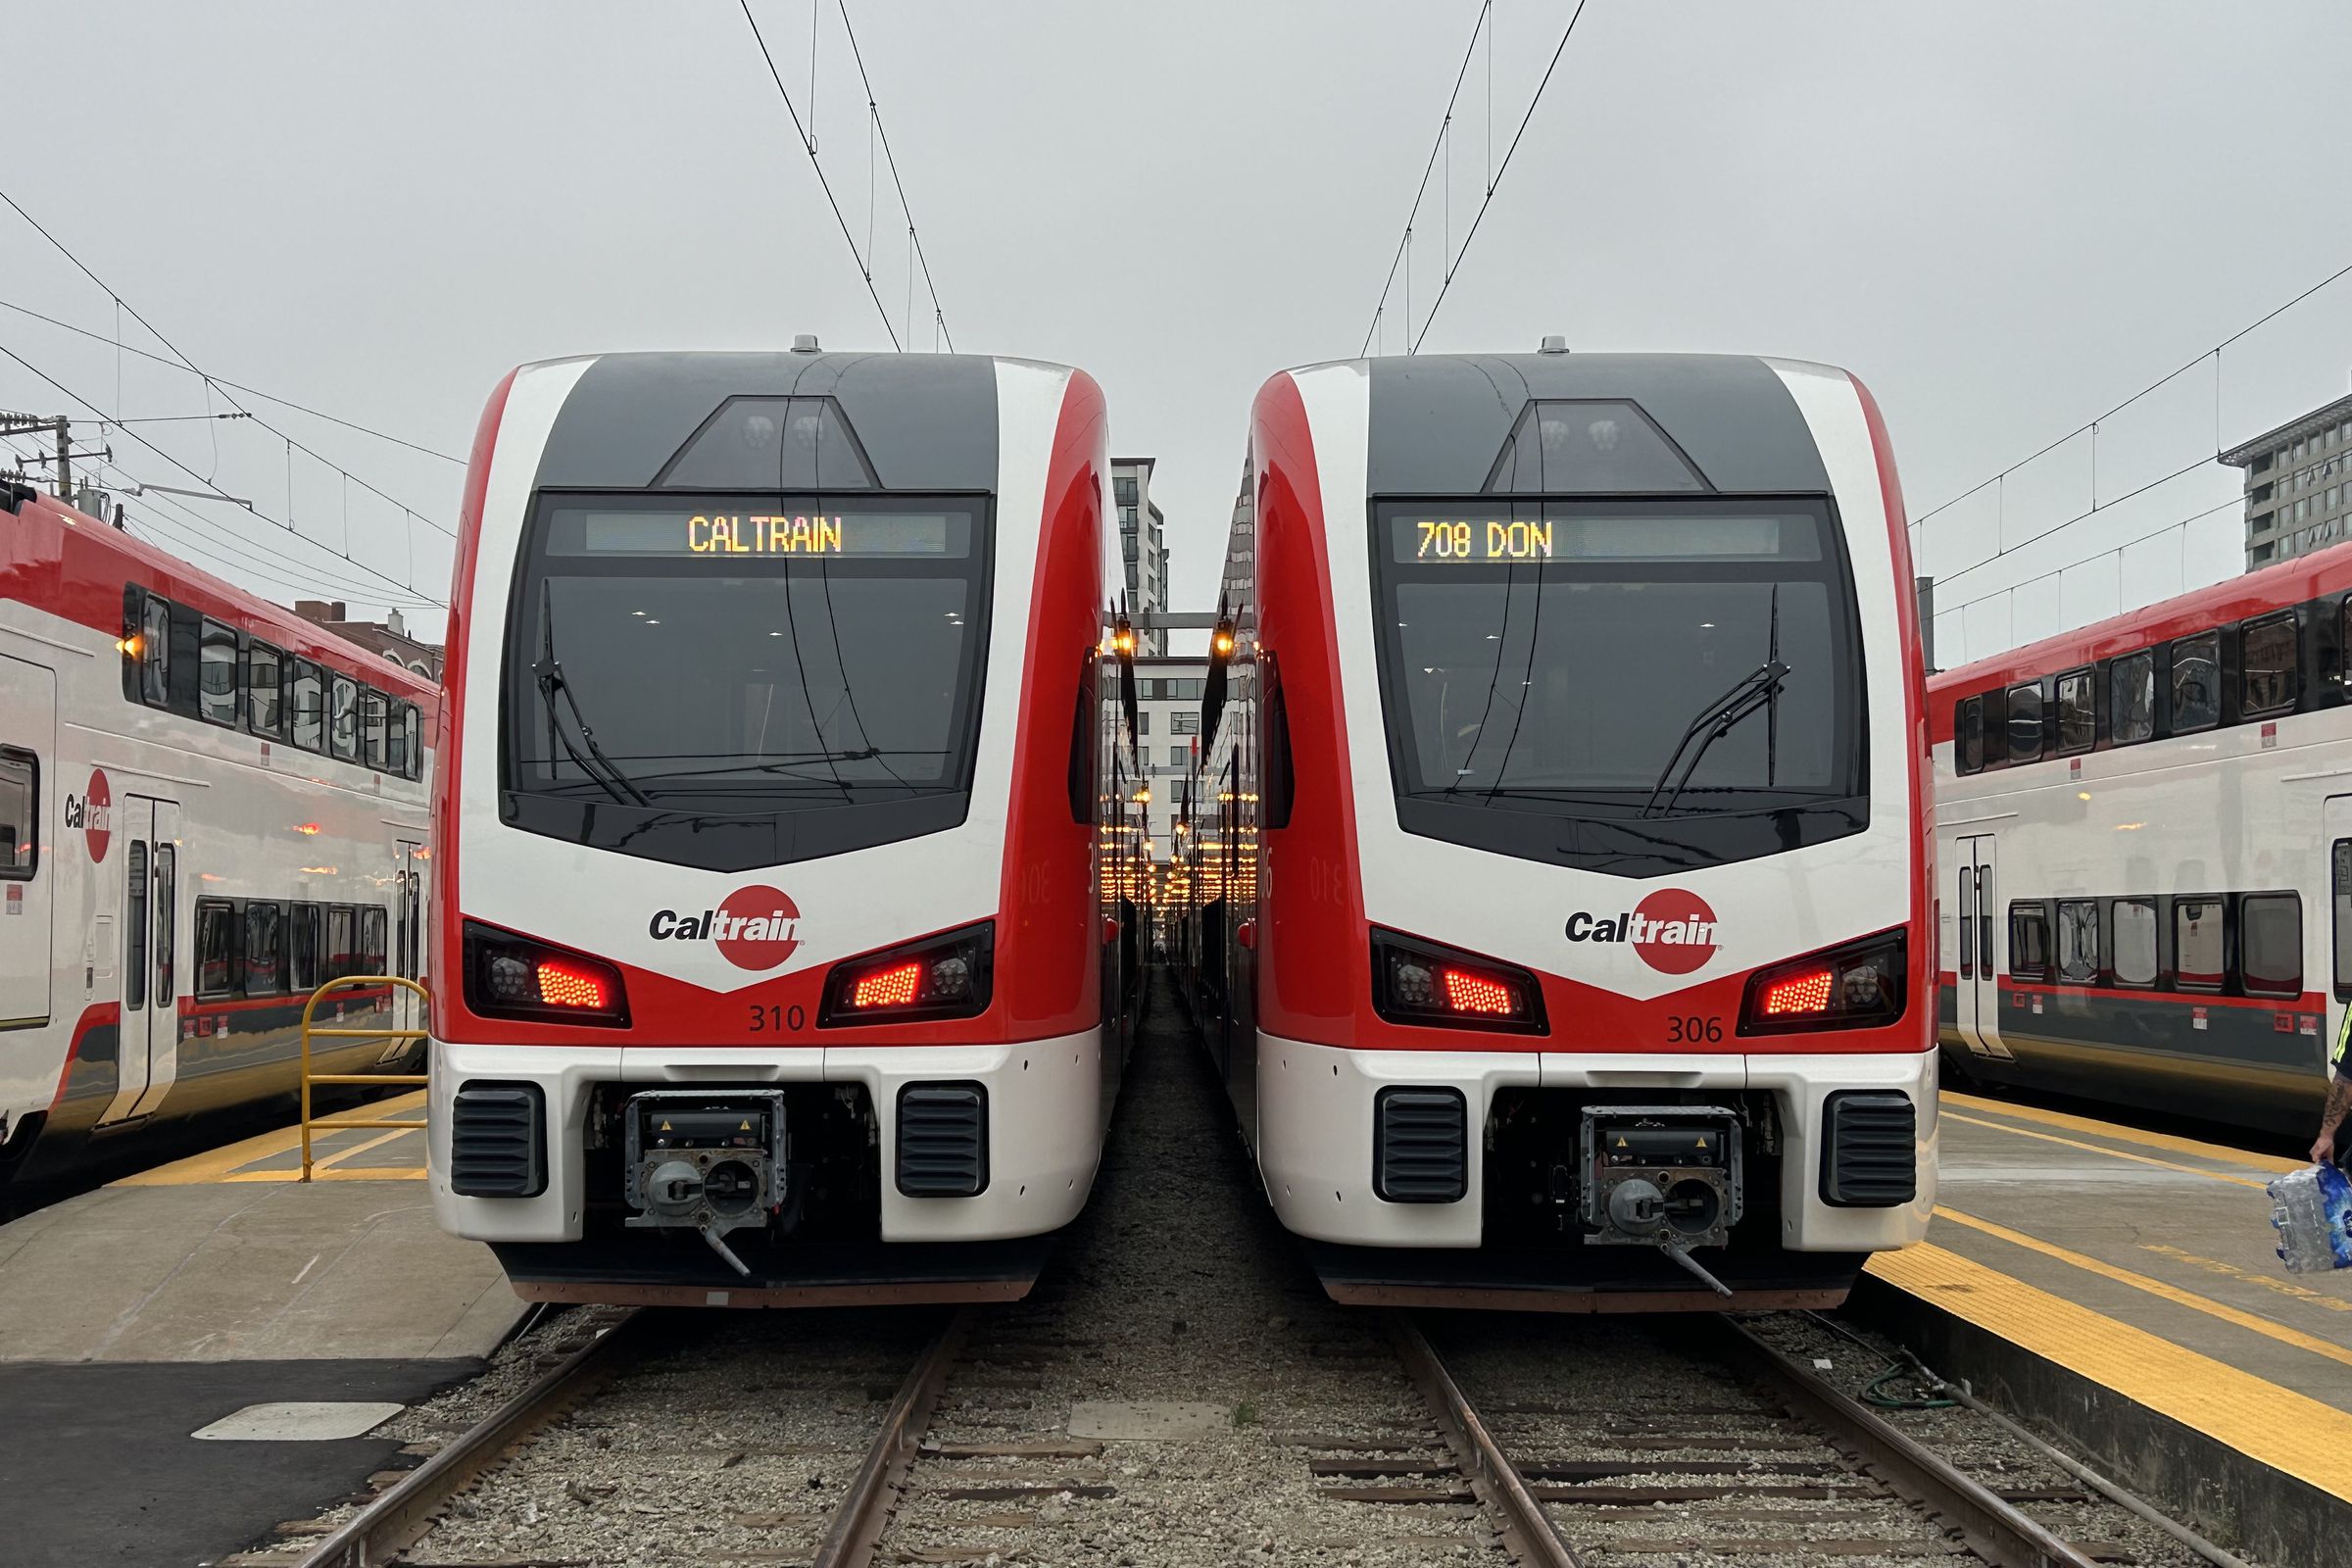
[1631,888,1718,975]
[83,768,112,864]
[712,885,801,970]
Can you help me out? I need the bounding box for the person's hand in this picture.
[2314,1134,2336,1165]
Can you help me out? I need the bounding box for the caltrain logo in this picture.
[64,768,111,863]
[1564,888,1719,976]
[648,884,801,971]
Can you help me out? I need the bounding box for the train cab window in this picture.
[199,619,240,727]
[2175,897,2226,991]
[2111,898,2158,988]
[242,902,284,996]
[125,843,149,1010]
[2008,903,2050,981]
[1956,696,1984,773]
[329,675,360,761]
[2056,900,2100,985]
[2110,651,2155,744]
[138,594,171,706]
[290,902,319,991]
[2169,631,2221,733]
[194,899,236,1001]
[359,906,388,977]
[2240,893,2303,999]
[292,661,325,752]
[2005,683,2043,764]
[2056,669,2095,755]
[325,906,356,979]
[2241,612,2299,718]
[247,641,286,739]
[360,688,388,771]
[0,749,34,879]
[2334,842,2352,1002]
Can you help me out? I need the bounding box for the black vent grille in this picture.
[898,1083,988,1197]
[449,1082,545,1199]
[1820,1091,1916,1207]
[1374,1087,1467,1203]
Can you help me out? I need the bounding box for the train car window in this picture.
[292,661,325,752]
[2240,893,2303,999]
[2335,841,2352,1002]
[125,842,149,1010]
[360,906,388,976]
[326,906,356,979]
[2056,900,2100,985]
[2055,669,2096,754]
[1957,868,1974,979]
[2111,898,2158,987]
[139,594,171,705]
[247,641,286,738]
[2005,683,2043,763]
[193,900,237,1000]
[2174,897,2226,991]
[403,706,424,780]
[386,702,411,778]
[2241,612,2299,717]
[290,903,319,991]
[2110,651,2155,744]
[360,688,389,771]
[242,902,284,996]
[2169,631,2221,733]
[1956,697,1984,773]
[0,749,35,879]
[198,619,240,727]
[2008,903,2050,980]
[153,845,176,1001]
[329,675,360,760]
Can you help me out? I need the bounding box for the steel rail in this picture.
[296,1308,646,1568]
[1712,1317,2103,1568]
[808,1305,974,1568]
[1386,1310,1582,1568]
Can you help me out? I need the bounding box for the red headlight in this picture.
[851,960,924,1009]
[535,959,613,1011]
[1372,930,1546,1034]
[820,923,994,1026]
[1739,932,1905,1036]
[464,920,629,1026]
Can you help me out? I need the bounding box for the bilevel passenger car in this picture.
[0,481,434,1186]
[1173,350,1935,1311]
[429,348,1129,1306]
[1936,540,2352,1138]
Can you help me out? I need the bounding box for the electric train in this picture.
[0,481,434,1187]
[1935,537,2352,1138]
[1173,349,1935,1311]
[427,347,1132,1306]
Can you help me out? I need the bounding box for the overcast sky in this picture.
[6,1,2350,668]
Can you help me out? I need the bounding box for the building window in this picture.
[1119,505,1138,527]
[2112,898,2158,987]
[0,749,35,879]
[1172,711,1200,736]
[2169,631,2220,732]
[1170,746,1189,766]
[199,619,239,726]
[2240,893,2302,998]
[1136,710,1150,736]
[2242,612,2298,716]
[1114,477,1138,506]
[2009,903,2050,980]
[2175,897,2225,990]
[2056,900,2100,984]
[2055,668,2095,754]
[247,641,285,738]
[2005,682,2042,763]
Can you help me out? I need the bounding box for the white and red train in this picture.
[1934,541,2352,1138]
[1174,350,1936,1311]
[426,348,1132,1304]
[0,482,434,1185]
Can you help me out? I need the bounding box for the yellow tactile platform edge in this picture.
[110,1092,428,1186]
[1869,1242,2352,1501]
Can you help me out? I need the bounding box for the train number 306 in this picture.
[1665,1015,1724,1044]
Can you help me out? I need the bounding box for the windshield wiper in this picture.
[1642,658,1790,819]
[534,605,650,807]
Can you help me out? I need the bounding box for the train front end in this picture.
[428,350,1112,1305]
[1239,352,1934,1310]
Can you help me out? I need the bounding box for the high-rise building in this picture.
[2220,392,2352,570]
[1131,655,1208,863]
[1219,457,1255,632]
[1112,456,1169,655]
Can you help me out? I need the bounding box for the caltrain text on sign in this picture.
[687,514,845,555]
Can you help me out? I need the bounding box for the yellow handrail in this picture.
[299,974,430,1183]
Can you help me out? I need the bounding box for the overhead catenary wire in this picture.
[1358,2,1490,359]
[1931,492,2244,632]
[835,0,955,352]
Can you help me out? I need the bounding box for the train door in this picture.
[389,838,425,1044]
[0,655,55,1031]
[1951,833,2011,1060]
[2326,800,2352,1075]
[102,796,179,1125]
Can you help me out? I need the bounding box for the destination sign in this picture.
[557,510,969,560]
[1393,516,1556,563]
[1388,512,1804,564]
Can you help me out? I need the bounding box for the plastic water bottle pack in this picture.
[2268,1161,2352,1273]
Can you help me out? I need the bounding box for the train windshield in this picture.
[1372,497,1866,876]
[501,493,991,872]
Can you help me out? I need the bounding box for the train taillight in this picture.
[819,922,994,1026]
[1371,929,1546,1034]
[464,919,630,1026]
[1739,930,1906,1036]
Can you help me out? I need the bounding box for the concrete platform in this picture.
[1856,1088,2352,1566]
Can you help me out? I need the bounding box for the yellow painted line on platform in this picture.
[2139,1243,2352,1316]
[218,1165,428,1182]
[1941,1111,2270,1191]
[1867,1242,2352,1501]
[1943,1091,2303,1174]
[312,1126,423,1172]
[108,1092,428,1186]
[1936,1206,2352,1371]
